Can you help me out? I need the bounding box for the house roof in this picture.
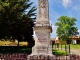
[50,38,56,41]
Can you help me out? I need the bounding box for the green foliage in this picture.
[0,0,36,46]
[0,46,32,54]
[52,49,69,56]
[58,44,80,49]
[55,16,79,43]
[0,46,71,56]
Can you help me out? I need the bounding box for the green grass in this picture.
[0,41,12,46]
[58,44,80,49]
[0,40,28,46]
[70,44,80,49]
[52,49,69,56]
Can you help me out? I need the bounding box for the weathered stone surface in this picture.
[27,54,56,60]
[27,0,53,59]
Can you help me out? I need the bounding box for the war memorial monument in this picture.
[27,0,55,59]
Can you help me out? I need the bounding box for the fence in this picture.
[0,53,28,60]
[70,54,80,60]
[0,53,80,60]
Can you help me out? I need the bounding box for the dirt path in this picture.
[71,49,80,55]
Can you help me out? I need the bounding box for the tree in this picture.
[55,16,79,44]
[0,0,36,46]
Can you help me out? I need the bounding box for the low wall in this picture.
[0,53,28,60]
[0,53,80,60]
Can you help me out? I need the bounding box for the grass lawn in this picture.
[70,44,80,49]
[58,44,80,49]
[0,41,12,46]
[52,49,69,56]
[0,40,28,46]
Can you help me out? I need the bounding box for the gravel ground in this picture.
[70,49,80,55]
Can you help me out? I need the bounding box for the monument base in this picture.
[27,54,56,60]
[31,45,52,55]
[27,46,55,60]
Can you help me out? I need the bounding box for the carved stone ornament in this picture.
[39,0,46,8]
[38,0,48,18]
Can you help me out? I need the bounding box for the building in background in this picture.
[51,36,80,44]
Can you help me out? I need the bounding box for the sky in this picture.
[30,0,80,38]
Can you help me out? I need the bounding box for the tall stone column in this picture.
[32,0,52,55]
[27,0,53,59]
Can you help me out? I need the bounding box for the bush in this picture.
[0,46,69,56]
[52,49,69,56]
[0,46,32,54]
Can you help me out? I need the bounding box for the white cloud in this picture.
[52,25,57,34]
[62,0,72,8]
[52,24,56,29]
[72,5,80,16]
[78,30,80,33]
[51,24,58,38]
[77,30,80,35]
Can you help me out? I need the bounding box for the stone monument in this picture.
[27,0,54,59]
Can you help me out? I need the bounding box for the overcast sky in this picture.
[31,0,80,38]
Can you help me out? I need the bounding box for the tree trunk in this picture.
[61,43,62,50]
[69,44,70,54]
[18,41,19,46]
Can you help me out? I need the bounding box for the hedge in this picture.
[52,49,69,56]
[0,46,69,56]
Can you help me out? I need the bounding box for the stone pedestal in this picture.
[32,26,52,54]
[27,54,56,60]
[27,26,54,60]
[32,45,52,55]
